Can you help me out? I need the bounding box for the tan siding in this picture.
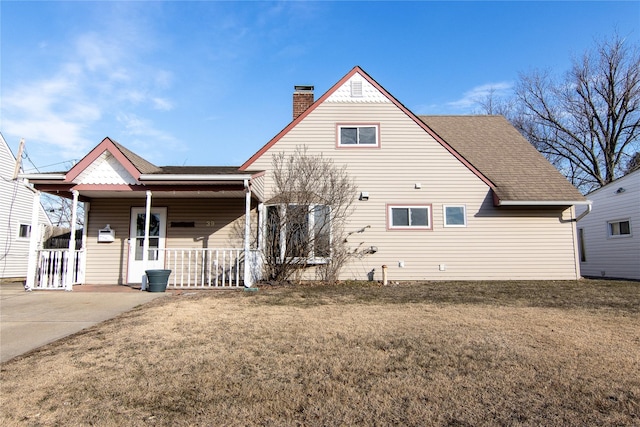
[250,102,580,281]
[84,198,246,284]
[250,174,265,202]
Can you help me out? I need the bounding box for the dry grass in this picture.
[1,280,639,426]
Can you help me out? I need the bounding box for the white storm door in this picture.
[127,207,167,283]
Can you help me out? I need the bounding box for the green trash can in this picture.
[145,269,171,292]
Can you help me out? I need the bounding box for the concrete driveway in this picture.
[0,283,166,363]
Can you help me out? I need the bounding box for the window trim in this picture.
[336,123,380,148]
[386,204,432,230]
[264,203,332,264]
[607,219,632,238]
[17,223,31,240]
[443,205,467,227]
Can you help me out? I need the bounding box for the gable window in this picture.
[18,224,31,239]
[608,220,631,237]
[387,205,432,230]
[444,205,467,227]
[337,124,379,147]
[265,204,331,263]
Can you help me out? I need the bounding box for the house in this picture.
[0,133,51,282]
[577,169,640,280]
[21,66,588,289]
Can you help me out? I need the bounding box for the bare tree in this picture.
[263,146,357,283]
[625,151,640,174]
[474,86,516,117]
[41,194,84,229]
[514,34,640,192]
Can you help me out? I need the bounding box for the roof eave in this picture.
[497,200,592,207]
[139,174,253,182]
[19,173,66,181]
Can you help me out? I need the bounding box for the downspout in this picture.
[574,202,592,222]
[141,190,152,290]
[243,179,253,287]
[65,190,79,291]
[570,202,592,280]
[24,190,41,291]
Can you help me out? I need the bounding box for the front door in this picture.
[127,207,167,283]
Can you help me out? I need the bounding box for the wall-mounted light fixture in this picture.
[616,187,626,194]
[415,183,422,189]
[359,191,369,201]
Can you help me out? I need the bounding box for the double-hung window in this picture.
[387,205,432,230]
[265,204,331,263]
[337,124,379,147]
[608,219,631,238]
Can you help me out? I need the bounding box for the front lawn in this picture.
[1,280,638,426]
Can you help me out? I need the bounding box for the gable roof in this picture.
[239,66,494,190]
[240,66,585,205]
[65,137,159,182]
[420,116,586,204]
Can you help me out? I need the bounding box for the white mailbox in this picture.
[98,224,115,243]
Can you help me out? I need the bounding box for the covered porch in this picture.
[21,137,264,291]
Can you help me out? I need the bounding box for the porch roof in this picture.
[20,138,265,201]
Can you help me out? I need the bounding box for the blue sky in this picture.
[1,1,638,172]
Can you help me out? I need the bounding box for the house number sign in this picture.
[206,221,215,227]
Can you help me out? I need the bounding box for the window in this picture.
[444,205,467,227]
[265,204,331,263]
[338,124,379,147]
[608,220,631,237]
[18,224,31,239]
[388,205,431,229]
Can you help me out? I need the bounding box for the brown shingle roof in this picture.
[419,115,585,203]
[111,140,162,174]
[109,143,263,176]
[154,166,248,175]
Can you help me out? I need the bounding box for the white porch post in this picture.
[243,179,253,287]
[25,190,41,291]
[65,190,79,291]
[79,201,89,284]
[141,190,152,290]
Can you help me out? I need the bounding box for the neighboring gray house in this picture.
[577,169,640,280]
[0,133,51,281]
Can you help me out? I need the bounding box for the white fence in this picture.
[34,249,85,289]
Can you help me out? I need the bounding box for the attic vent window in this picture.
[351,80,363,97]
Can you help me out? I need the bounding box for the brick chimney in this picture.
[293,85,314,120]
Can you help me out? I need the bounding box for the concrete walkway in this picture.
[0,283,166,363]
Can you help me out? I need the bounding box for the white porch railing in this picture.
[34,249,85,289]
[30,248,262,290]
[159,248,245,288]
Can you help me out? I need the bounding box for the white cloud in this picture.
[446,82,514,111]
[152,98,174,111]
[1,25,177,169]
